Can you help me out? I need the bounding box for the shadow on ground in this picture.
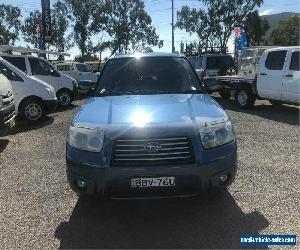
[214,97,299,126]
[7,116,54,135]
[55,191,269,249]
[0,139,9,153]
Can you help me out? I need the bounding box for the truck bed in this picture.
[217,75,255,84]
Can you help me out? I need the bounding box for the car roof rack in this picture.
[0,45,70,56]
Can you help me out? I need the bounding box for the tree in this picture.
[244,11,270,46]
[65,0,107,62]
[0,4,22,45]
[176,0,263,50]
[22,10,42,47]
[270,16,300,46]
[104,0,163,55]
[51,0,73,52]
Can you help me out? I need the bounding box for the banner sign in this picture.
[234,26,248,51]
[35,24,45,50]
[41,0,52,43]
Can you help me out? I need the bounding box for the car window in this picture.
[265,51,287,70]
[28,57,55,75]
[0,62,23,82]
[1,56,27,73]
[289,51,299,71]
[189,57,202,69]
[206,56,234,70]
[76,64,93,72]
[96,57,203,96]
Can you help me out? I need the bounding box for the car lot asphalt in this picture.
[0,95,299,249]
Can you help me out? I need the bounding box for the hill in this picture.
[261,12,300,37]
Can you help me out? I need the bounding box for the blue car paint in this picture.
[66,93,238,198]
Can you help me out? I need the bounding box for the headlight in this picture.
[72,80,79,88]
[199,121,235,149]
[45,88,56,98]
[67,126,104,152]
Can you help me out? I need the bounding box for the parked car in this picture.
[0,54,77,107]
[66,52,237,198]
[190,54,236,95]
[78,80,94,95]
[0,58,57,121]
[217,47,300,108]
[0,73,15,135]
[56,62,99,86]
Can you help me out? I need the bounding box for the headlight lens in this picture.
[67,126,104,152]
[199,121,235,149]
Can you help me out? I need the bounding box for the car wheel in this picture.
[235,87,256,109]
[57,89,73,107]
[20,98,44,122]
[219,89,231,99]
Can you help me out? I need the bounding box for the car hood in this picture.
[73,94,228,129]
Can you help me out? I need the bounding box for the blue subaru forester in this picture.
[66,53,237,198]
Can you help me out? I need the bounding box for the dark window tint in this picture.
[206,56,234,73]
[265,51,287,70]
[189,57,202,69]
[2,56,27,73]
[28,57,55,75]
[0,62,23,82]
[290,51,299,71]
[96,57,202,96]
[76,63,93,72]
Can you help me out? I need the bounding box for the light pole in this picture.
[171,0,175,53]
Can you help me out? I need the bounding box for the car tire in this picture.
[19,98,45,122]
[235,87,256,109]
[57,89,73,107]
[219,89,231,99]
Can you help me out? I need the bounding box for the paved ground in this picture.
[0,96,299,249]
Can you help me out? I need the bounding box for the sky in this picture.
[1,0,300,59]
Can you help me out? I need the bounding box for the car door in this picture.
[257,50,287,100]
[27,57,61,92]
[282,50,300,102]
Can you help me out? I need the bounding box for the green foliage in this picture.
[176,0,263,50]
[245,11,270,46]
[104,0,163,55]
[51,0,73,52]
[22,10,42,47]
[270,15,300,46]
[65,0,107,61]
[0,4,22,45]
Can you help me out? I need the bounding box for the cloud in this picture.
[259,9,273,16]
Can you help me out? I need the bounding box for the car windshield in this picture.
[76,63,93,72]
[95,57,203,96]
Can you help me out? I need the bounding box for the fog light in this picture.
[219,174,229,185]
[77,180,86,188]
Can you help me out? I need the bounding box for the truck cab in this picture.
[0,73,15,135]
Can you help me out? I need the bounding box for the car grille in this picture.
[111,137,195,166]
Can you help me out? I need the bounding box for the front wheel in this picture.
[20,98,45,122]
[235,87,256,109]
[57,89,73,107]
[219,89,231,99]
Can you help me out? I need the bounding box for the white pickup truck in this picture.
[217,47,300,108]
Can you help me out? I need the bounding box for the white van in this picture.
[0,54,77,107]
[56,62,99,84]
[0,57,57,121]
[0,73,15,134]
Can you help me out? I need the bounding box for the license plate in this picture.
[131,177,175,188]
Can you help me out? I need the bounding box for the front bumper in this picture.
[66,143,237,198]
[44,100,58,114]
[0,102,15,135]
